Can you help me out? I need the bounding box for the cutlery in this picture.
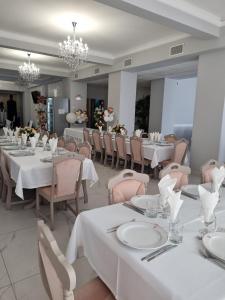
[181,191,198,200]
[106,218,136,233]
[147,244,177,262]
[141,244,174,261]
[123,203,145,215]
[200,247,225,269]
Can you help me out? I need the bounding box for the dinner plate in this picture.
[181,183,212,199]
[130,194,159,210]
[116,221,168,250]
[203,232,225,262]
[155,142,173,146]
[2,146,20,150]
[40,157,52,163]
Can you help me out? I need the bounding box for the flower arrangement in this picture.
[19,127,36,138]
[34,95,47,130]
[103,107,114,123]
[112,123,126,135]
[75,109,88,124]
[94,107,105,129]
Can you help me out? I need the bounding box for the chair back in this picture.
[164,134,177,143]
[92,130,102,152]
[159,163,191,190]
[173,139,188,164]
[65,142,77,152]
[52,153,83,198]
[103,132,113,155]
[0,153,11,185]
[108,169,149,204]
[58,137,65,148]
[78,142,92,159]
[83,128,90,143]
[115,134,126,159]
[38,220,76,300]
[130,136,143,163]
[201,159,220,183]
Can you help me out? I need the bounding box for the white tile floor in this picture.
[0,162,201,299]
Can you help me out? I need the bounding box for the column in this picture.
[149,79,164,132]
[108,71,137,136]
[191,49,225,173]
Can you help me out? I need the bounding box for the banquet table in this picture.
[3,147,99,200]
[66,193,225,300]
[64,127,174,168]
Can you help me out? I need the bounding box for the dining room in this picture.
[1,0,225,299]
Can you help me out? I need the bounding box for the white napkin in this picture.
[167,188,183,222]
[158,175,177,207]
[42,135,48,147]
[135,129,142,137]
[8,129,14,138]
[149,132,154,141]
[30,137,37,150]
[34,133,40,144]
[108,126,112,133]
[199,185,219,223]
[21,133,27,145]
[120,128,126,135]
[15,127,20,139]
[3,127,8,137]
[49,138,58,154]
[212,166,225,193]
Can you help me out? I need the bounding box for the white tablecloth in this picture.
[66,196,225,300]
[4,148,99,199]
[64,128,174,168]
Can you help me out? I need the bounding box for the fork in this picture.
[106,218,136,233]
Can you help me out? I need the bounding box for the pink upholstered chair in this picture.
[65,142,77,152]
[108,169,149,204]
[201,159,220,184]
[58,137,65,148]
[78,142,92,159]
[103,132,116,168]
[115,134,130,169]
[36,153,83,230]
[130,136,150,173]
[38,220,115,300]
[0,152,30,209]
[161,138,188,167]
[92,130,104,163]
[83,128,91,144]
[159,163,191,190]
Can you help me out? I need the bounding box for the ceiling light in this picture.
[59,22,88,71]
[18,53,40,83]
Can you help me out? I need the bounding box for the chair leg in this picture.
[124,158,127,169]
[104,153,107,166]
[6,186,12,210]
[36,192,40,216]
[75,197,79,215]
[93,150,96,161]
[131,160,134,170]
[50,201,54,231]
[111,155,114,168]
[100,151,104,164]
[141,163,144,173]
[2,184,7,202]
[116,157,119,169]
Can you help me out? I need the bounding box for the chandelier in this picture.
[18,53,40,82]
[59,22,88,71]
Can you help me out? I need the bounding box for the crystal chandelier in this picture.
[59,22,88,71]
[18,53,40,82]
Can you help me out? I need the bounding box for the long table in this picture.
[3,147,99,200]
[66,195,225,300]
[64,127,174,168]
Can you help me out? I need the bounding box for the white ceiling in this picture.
[0,0,186,58]
[184,0,225,20]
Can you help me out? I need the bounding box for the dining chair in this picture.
[65,141,77,152]
[58,136,65,148]
[201,159,220,184]
[92,130,104,163]
[159,163,191,190]
[36,153,83,230]
[78,142,92,159]
[108,169,149,204]
[0,152,30,209]
[83,128,91,144]
[103,132,116,168]
[160,138,189,167]
[130,136,151,173]
[115,134,129,169]
[164,134,177,143]
[37,220,115,300]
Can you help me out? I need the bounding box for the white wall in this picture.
[161,77,197,135]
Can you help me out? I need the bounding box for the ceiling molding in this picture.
[95,0,220,38]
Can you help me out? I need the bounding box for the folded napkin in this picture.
[42,135,48,147]
[108,126,112,133]
[14,127,20,139]
[149,132,155,141]
[34,133,40,144]
[49,138,58,154]
[3,127,8,137]
[8,129,14,139]
[167,188,183,222]
[212,166,225,193]
[158,175,177,207]
[21,133,27,145]
[30,137,37,150]
[135,129,142,137]
[198,185,219,223]
[120,128,126,136]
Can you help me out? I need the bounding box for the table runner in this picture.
[66,196,225,300]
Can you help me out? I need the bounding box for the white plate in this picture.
[203,232,225,262]
[116,221,168,250]
[181,183,212,198]
[130,195,159,210]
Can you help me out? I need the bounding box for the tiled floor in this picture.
[0,162,201,299]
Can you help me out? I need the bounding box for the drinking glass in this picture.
[145,196,159,218]
[17,137,22,150]
[199,213,216,238]
[169,219,183,244]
